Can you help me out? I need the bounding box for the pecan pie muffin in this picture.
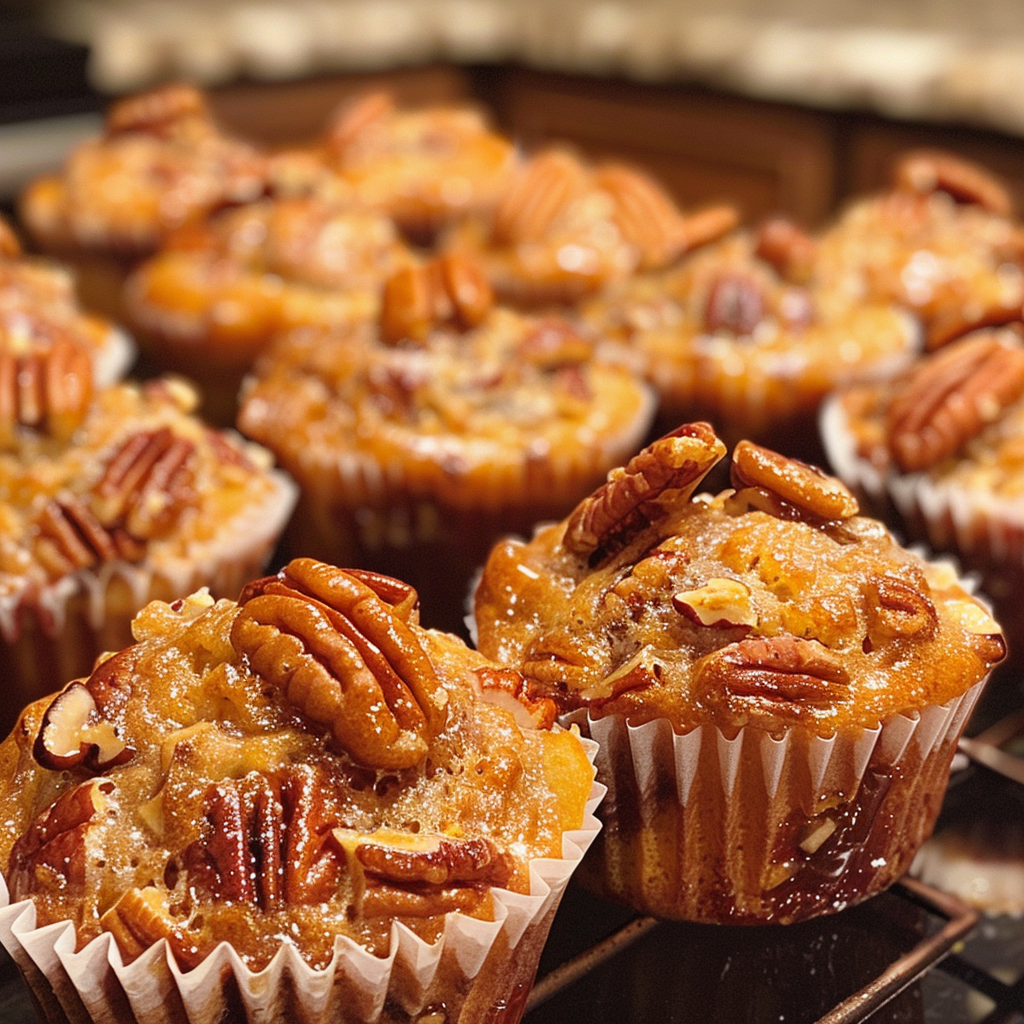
[472,423,1005,924]
[814,149,1024,351]
[18,83,267,320]
[0,370,295,728]
[318,91,518,243]
[582,222,919,457]
[0,558,599,1024]
[821,327,1024,682]
[0,215,134,386]
[237,253,654,635]
[125,196,414,423]
[445,147,739,308]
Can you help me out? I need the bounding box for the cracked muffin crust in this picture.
[472,423,1004,923]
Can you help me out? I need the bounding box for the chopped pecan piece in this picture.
[704,272,767,335]
[672,578,758,629]
[232,558,447,770]
[183,767,342,909]
[33,496,146,579]
[563,422,727,567]
[7,779,114,899]
[490,149,587,245]
[754,218,818,283]
[100,887,205,967]
[886,333,1024,472]
[893,149,1013,217]
[695,636,851,724]
[91,427,196,539]
[380,254,493,345]
[519,318,592,369]
[105,82,209,137]
[0,339,94,448]
[729,440,859,523]
[33,680,133,773]
[474,666,557,728]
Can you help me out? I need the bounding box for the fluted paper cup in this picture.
[0,746,603,1024]
[563,679,985,925]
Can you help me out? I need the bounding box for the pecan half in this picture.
[0,218,21,258]
[923,300,1024,352]
[105,83,209,137]
[183,767,342,909]
[33,497,146,579]
[893,149,1013,217]
[0,339,94,448]
[886,333,1024,472]
[232,558,447,770]
[91,427,196,539]
[326,91,394,153]
[490,149,587,245]
[474,665,557,729]
[704,272,767,335]
[694,636,851,724]
[595,164,688,269]
[729,440,859,523]
[7,779,114,899]
[679,205,740,254]
[563,422,727,567]
[380,253,493,345]
[754,217,818,283]
[864,575,938,649]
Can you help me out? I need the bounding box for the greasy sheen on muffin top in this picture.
[473,423,1005,736]
[0,559,593,970]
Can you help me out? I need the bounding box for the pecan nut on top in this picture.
[231,558,448,770]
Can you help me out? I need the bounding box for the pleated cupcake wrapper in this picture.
[0,744,604,1024]
[563,679,984,921]
[820,395,1024,568]
[0,470,297,714]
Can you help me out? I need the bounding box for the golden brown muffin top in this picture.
[582,228,918,423]
[445,147,738,306]
[19,84,267,257]
[835,328,1024,496]
[473,423,1005,736]
[238,255,654,505]
[124,197,413,365]
[0,374,292,599]
[0,216,130,385]
[319,91,518,239]
[814,150,1024,347]
[0,558,593,970]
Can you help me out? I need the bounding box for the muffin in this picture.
[0,557,600,1024]
[18,83,267,321]
[319,91,519,244]
[472,422,1006,923]
[237,253,655,635]
[814,149,1024,351]
[820,327,1024,682]
[445,147,739,308]
[125,195,414,423]
[582,220,920,457]
[0,370,295,729]
[0,215,134,387]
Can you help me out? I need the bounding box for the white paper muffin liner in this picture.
[563,678,985,924]
[0,744,604,1024]
[93,325,136,389]
[820,393,1024,570]
[0,468,297,720]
